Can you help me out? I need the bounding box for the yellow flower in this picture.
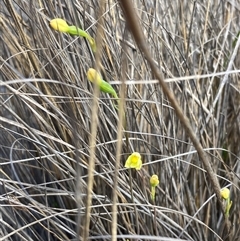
[150,175,159,187]
[220,188,230,200]
[49,18,70,33]
[124,152,142,170]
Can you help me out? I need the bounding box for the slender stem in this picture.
[111,79,125,241]
[82,2,105,240]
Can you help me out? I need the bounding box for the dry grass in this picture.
[0,0,239,240]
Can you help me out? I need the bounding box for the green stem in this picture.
[68,26,96,52]
[151,186,156,201]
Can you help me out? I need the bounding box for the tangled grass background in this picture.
[0,0,240,240]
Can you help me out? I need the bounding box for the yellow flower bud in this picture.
[220,188,230,200]
[124,152,142,170]
[49,18,70,33]
[50,19,96,52]
[150,174,159,187]
[220,188,232,217]
[86,68,118,99]
[87,68,103,86]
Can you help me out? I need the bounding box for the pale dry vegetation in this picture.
[0,0,240,240]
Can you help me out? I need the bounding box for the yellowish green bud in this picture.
[50,18,96,52]
[87,68,118,99]
[87,68,103,86]
[150,174,159,187]
[49,18,70,33]
[220,187,230,200]
[220,187,232,217]
[124,152,142,170]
